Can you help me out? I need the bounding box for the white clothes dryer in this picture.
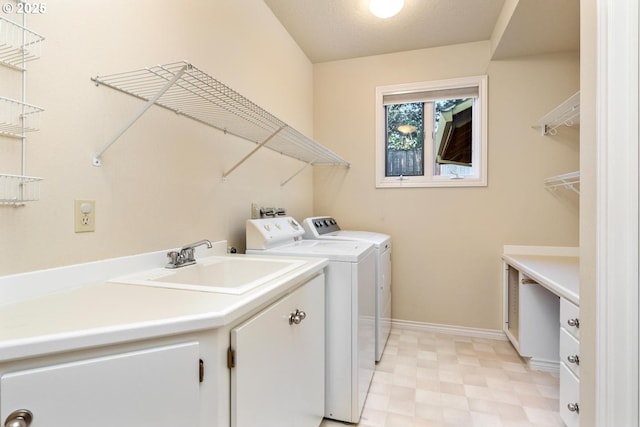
[246,216,376,424]
[302,216,392,362]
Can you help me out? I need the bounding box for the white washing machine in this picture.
[246,217,376,424]
[302,216,392,362]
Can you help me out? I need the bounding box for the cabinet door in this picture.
[231,274,325,427]
[1,342,200,427]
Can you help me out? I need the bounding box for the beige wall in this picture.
[0,0,316,275]
[313,42,580,330]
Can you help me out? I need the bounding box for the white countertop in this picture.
[502,253,579,305]
[0,252,327,363]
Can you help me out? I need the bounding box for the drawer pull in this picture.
[521,278,538,284]
[567,318,580,328]
[567,402,579,413]
[567,354,580,365]
[4,410,33,427]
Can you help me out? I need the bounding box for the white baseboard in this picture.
[391,319,508,341]
[527,358,560,373]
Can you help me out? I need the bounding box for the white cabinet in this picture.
[559,297,580,426]
[504,263,560,365]
[502,249,580,426]
[230,274,325,427]
[1,342,201,427]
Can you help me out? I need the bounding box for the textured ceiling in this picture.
[264,0,579,63]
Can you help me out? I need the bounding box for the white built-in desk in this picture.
[502,246,580,427]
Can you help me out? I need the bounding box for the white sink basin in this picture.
[110,256,306,294]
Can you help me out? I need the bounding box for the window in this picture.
[375,75,488,188]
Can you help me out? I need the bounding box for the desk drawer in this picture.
[560,363,580,427]
[560,328,580,377]
[560,298,580,339]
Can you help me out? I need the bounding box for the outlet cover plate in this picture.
[74,199,95,233]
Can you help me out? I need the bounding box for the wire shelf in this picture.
[92,61,350,172]
[0,174,42,205]
[544,171,580,194]
[534,92,580,136]
[0,16,44,70]
[0,96,44,137]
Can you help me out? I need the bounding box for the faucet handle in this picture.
[167,251,181,265]
[181,247,195,262]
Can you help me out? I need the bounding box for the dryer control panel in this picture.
[302,216,341,237]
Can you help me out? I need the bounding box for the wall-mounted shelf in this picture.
[0,173,42,206]
[544,171,580,195]
[0,16,44,71]
[0,14,44,207]
[534,91,580,136]
[535,92,580,196]
[91,61,350,184]
[0,96,44,137]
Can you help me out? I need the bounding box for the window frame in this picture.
[375,75,488,188]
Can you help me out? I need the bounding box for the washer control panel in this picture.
[246,217,304,250]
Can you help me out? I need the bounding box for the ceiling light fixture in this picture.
[369,0,404,19]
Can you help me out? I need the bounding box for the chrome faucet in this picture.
[166,239,213,269]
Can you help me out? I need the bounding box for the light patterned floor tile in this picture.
[320,327,562,427]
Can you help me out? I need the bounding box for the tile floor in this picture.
[321,326,563,427]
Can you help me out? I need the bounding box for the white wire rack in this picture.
[91,61,350,181]
[0,14,45,206]
[0,173,42,205]
[544,171,580,194]
[0,96,44,137]
[0,16,44,70]
[534,91,580,136]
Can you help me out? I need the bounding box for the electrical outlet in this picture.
[74,200,95,233]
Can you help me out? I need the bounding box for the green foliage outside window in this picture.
[385,103,424,151]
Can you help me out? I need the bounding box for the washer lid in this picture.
[250,239,375,262]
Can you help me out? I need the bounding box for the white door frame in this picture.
[596,0,639,425]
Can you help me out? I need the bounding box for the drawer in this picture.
[560,298,580,339]
[560,328,580,377]
[560,363,580,427]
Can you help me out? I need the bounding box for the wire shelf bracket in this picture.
[222,126,284,180]
[92,64,190,166]
[280,160,314,187]
[91,61,350,184]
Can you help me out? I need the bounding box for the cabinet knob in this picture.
[567,354,580,365]
[4,410,33,427]
[288,309,306,325]
[567,402,579,413]
[567,318,580,328]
